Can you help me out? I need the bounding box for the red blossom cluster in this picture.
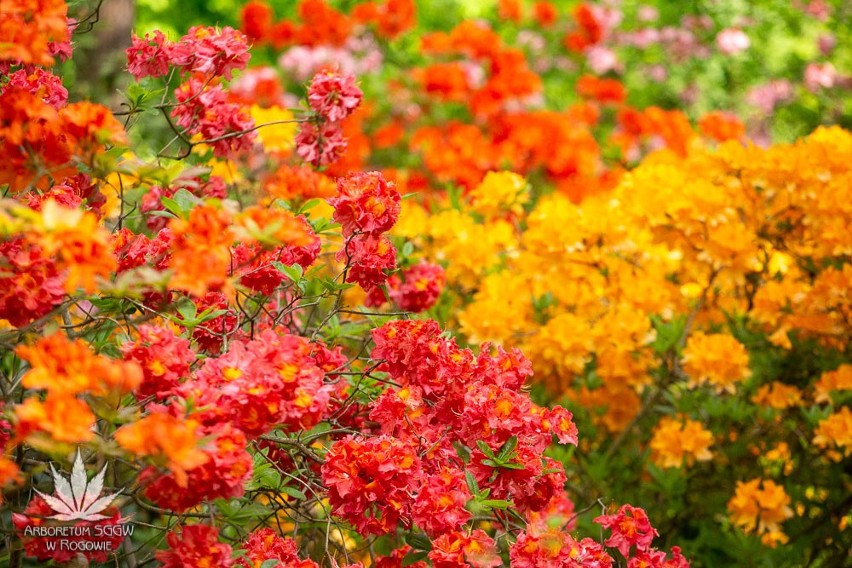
[126,26,255,156]
[322,319,580,550]
[366,261,446,312]
[329,171,403,294]
[297,69,364,166]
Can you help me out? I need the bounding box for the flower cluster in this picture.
[297,69,364,165]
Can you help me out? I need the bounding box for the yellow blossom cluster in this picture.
[812,407,852,462]
[649,416,714,469]
[398,127,852,437]
[727,478,794,547]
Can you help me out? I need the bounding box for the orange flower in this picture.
[115,413,209,486]
[168,204,235,297]
[14,394,96,444]
[498,0,523,22]
[699,111,745,142]
[36,200,117,293]
[576,75,626,105]
[0,0,69,66]
[533,2,559,27]
[16,333,142,397]
[235,205,316,247]
[752,382,803,410]
[0,457,21,502]
[814,365,852,403]
[263,164,337,201]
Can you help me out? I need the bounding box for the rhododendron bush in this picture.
[1,0,850,567]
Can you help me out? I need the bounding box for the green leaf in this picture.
[405,533,433,551]
[476,440,496,459]
[480,499,512,510]
[496,435,518,461]
[402,551,430,566]
[281,485,307,500]
[465,470,480,495]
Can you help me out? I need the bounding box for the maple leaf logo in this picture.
[35,450,121,522]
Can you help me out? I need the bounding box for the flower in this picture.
[814,365,852,403]
[429,530,502,568]
[727,478,793,546]
[0,0,69,66]
[340,233,397,289]
[237,528,319,568]
[649,416,714,469]
[812,407,852,461]
[682,332,751,393]
[115,411,209,485]
[14,394,96,444]
[308,70,363,122]
[751,382,803,410]
[156,524,234,568]
[411,467,472,536]
[716,28,750,55]
[126,30,172,80]
[329,171,401,237]
[594,505,659,557]
[17,333,142,397]
[322,435,421,535]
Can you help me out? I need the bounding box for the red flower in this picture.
[121,324,195,400]
[156,524,234,568]
[126,30,172,80]
[628,547,691,568]
[296,120,347,166]
[322,435,422,535]
[237,528,320,567]
[0,237,65,327]
[240,1,274,43]
[511,532,613,568]
[184,329,331,436]
[308,70,363,123]
[340,233,397,289]
[428,529,502,568]
[594,504,659,557]
[412,467,472,536]
[169,26,250,80]
[171,77,256,157]
[4,68,68,108]
[366,261,445,312]
[142,423,252,512]
[329,171,401,237]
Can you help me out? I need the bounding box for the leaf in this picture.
[476,440,496,459]
[465,470,480,495]
[260,561,281,568]
[402,551,430,566]
[496,435,518,461]
[281,485,307,500]
[480,499,512,510]
[405,532,433,551]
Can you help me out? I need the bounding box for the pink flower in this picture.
[716,28,750,55]
[586,46,620,74]
[126,31,172,80]
[295,121,347,166]
[171,78,256,157]
[747,80,793,113]
[4,68,68,108]
[170,26,251,79]
[804,62,837,92]
[308,70,363,122]
[595,504,659,557]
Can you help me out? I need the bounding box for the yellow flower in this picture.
[752,382,803,409]
[728,478,793,546]
[469,170,528,219]
[649,416,714,469]
[814,365,852,404]
[682,332,751,393]
[251,104,297,154]
[812,407,852,462]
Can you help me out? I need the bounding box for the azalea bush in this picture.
[0,1,850,567]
